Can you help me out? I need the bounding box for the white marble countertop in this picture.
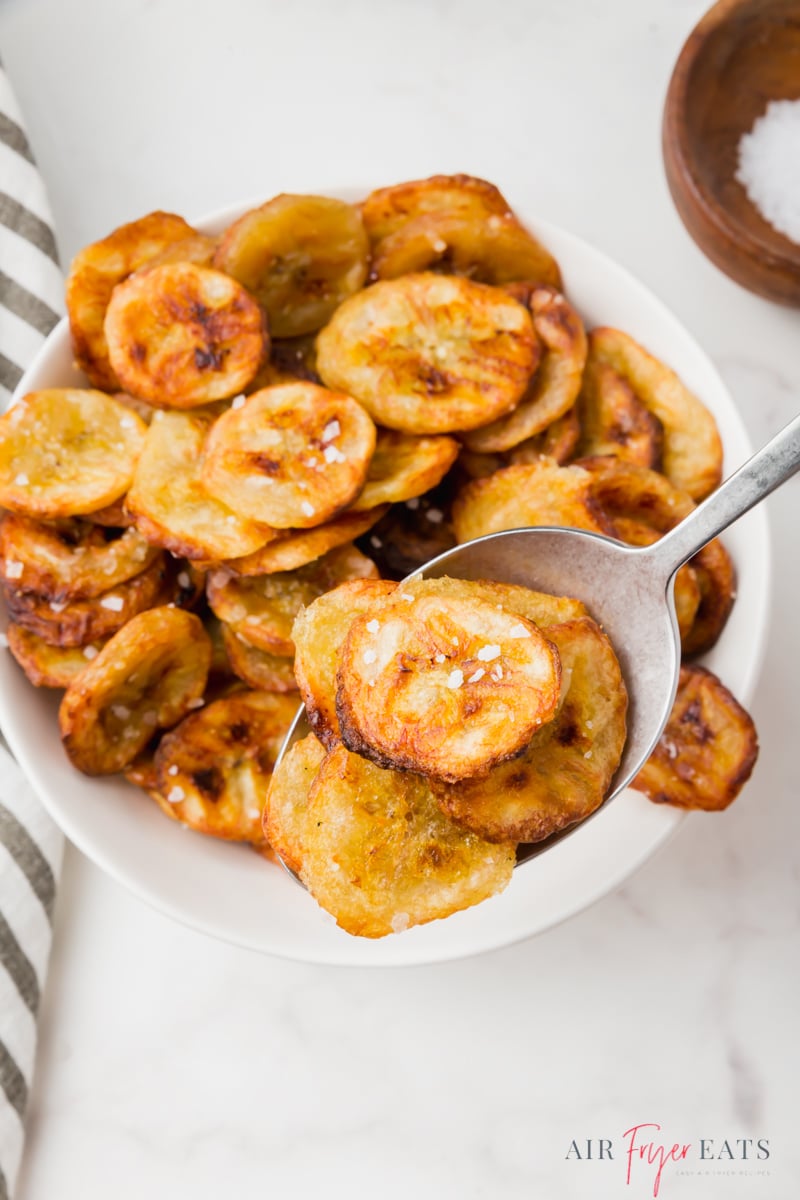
[1,0,798,1196]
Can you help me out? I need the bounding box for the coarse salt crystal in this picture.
[321,419,340,443]
[323,444,346,464]
[5,561,23,579]
[736,99,800,244]
[100,595,124,611]
[167,786,185,804]
[119,416,136,429]
[366,619,380,633]
[370,535,382,549]
[400,592,414,601]
[231,394,246,409]
[432,238,447,253]
[508,623,531,639]
[468,668,485,683]
[246,808,261,821]
[584,751,593,759]
[586,720,593,729]
[168,764,179,776]
[187,698,205,709]
[488,214,503,230]
[446,668,464,688]
[49,601,67,613]
[405,497,420,510]
[363,649,377,664]
[83,645,99,660]
[14,473,29,486]
[477,644,501,662]
[491,666,503,681]
[434,653,446,663]
[177,571,191,588]
[425,508,444,524]
[301,501,315,518]
[391,912,410,933]
[111,704,131,719]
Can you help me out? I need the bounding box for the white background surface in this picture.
[0,0,798,1197]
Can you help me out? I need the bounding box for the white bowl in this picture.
[0,191,770,966]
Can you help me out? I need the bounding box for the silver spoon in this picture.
[277,412,800,868]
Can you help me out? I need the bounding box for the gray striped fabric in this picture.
[0,60,65,1199]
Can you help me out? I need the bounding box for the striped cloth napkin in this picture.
[0,60,65,1200]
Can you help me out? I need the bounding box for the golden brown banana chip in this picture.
[58,607,211,774]
[201,383,376,528]
[0,390,147,519]
[292,578,399,748]
[588,328,722,499]
[0,513,158,601]
[433,616,627,843]
[300,744,516,938]
[361,174,512,244]
[452,460,614,543]
[316,273,539,435]
[507,406,582,467]
[575,357,664,468]
[462,285,586,453]
[336,587,562,782]
[222,506,388,576]
[213,194,369,337]
[220,623,298,693]
[372,213,562,290]
[152,690,299,844]
[349,429,459,512]
[206,542,379,656]
[65,211,198,390]
[263,733,327,875]
[6,623,107,688]
[105,262,268,407]
[632,665,757,810]
[134,233,218,271]
[395,575,588,628]
[126,410,277,561]
[4,553,168,647]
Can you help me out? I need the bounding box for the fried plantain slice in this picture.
[58,607,211,774]
[105,262,268,407]
[316,273,539,435]
[452,460,615,543]
[300,744,516,938]
[361,174,512,244]
[152,690,298,844]
[6,623,107,688]
[213,194,369,337]
[0,513,158,601]
[4,553,168,647]
[336,587,562,782]
[222,506,388,576]
[432,616,627,842]
[134,232,218,271]
[292,578,399,748]
[349,429,459,512]
[575,357,664,468]
[588,328,722,499]
[220,623,298,693]
[0,390,147,519]
[462,285,586,453]
[263,733,327,875]
[206,542,379,656]
[396,575,588,628]
[201,383,376,529]
[126,410,277,561]
[632,665,757,810]
[65,211,198,390]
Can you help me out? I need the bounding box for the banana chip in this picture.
[336,586,562,782]
[463,285,587,453]
[135,233,218,271]
[349,429,459,512]
[5,554,168,647]
[206,542,379,656]
[452,460,614,543]
[575,357,664,468]
[201,383,376,528]
[223,506,388,576]
[300,744,516,938]
[213,194,368,337]
[6,624,107,689]
[633,666,757,810]
[316,273,539,435]
[58,607,211,774]
[361,175,512,244]
[263,733,327,875]
[65,211,198,390]
[126,410,277,561]
[152,690,298,844]
[0,390,147,519]
[433,616,627,843]
[220,624,298,693]
[0,513,158,601]
[105,262,268,407]
[588,328,722,500]
[292,578,399,748]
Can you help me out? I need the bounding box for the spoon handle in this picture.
[648,411,800,576]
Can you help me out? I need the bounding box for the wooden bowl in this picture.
[663,0,800,305]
